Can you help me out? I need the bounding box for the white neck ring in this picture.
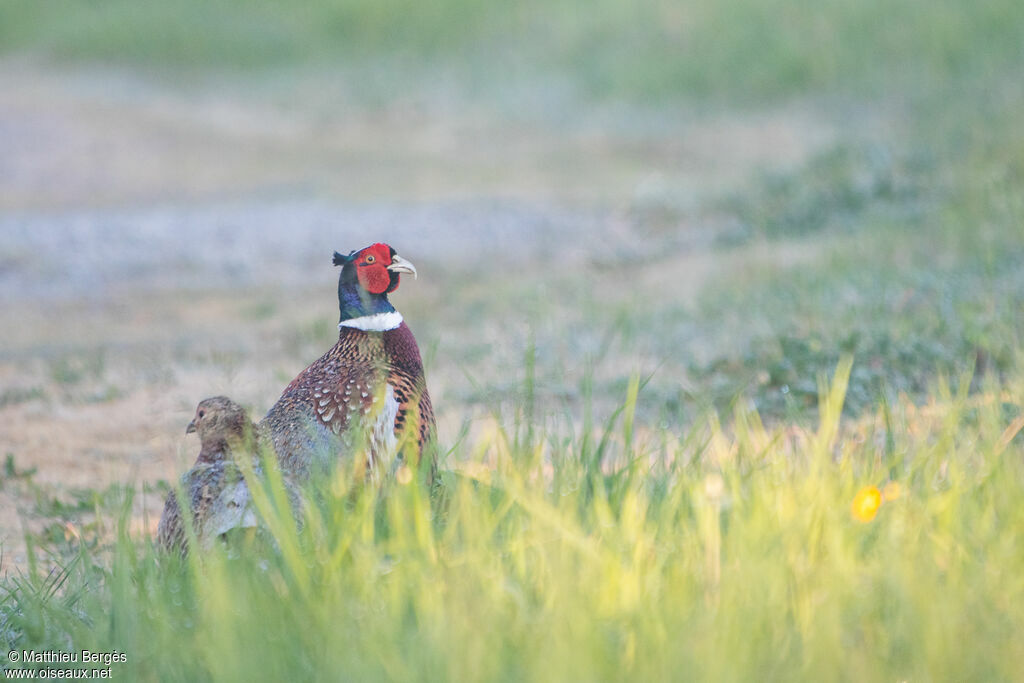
[338,311,403,332]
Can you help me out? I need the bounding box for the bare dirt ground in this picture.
[0,59,838,571]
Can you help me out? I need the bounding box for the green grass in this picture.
[2,0,1023,103]
[3,363,1024,680]
[682,219,1024,419]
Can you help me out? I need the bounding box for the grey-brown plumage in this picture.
[157,397,271,555]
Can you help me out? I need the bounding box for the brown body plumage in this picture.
[262,321,435,481]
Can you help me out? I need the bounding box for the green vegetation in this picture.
[3,365,1024,680]
[682,212,1024,419]
[2,0,1022,103]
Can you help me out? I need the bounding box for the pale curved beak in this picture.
[388,254,417,279]
[186,420,197,435]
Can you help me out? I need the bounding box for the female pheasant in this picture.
[157,396,261,555]
[261,243,436,484]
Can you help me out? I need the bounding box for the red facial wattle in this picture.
[355,243,396,294]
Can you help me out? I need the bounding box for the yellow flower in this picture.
[851,485,883,522]
[882,481,901,502]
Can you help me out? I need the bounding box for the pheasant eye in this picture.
[365,255,376,264]
[198,410,205,419]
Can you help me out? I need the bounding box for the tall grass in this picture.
[3,360,1023,680]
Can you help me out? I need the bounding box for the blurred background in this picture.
[1,0,1023,566]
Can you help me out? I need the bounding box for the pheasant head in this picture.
[186,396,253,460]
[333,243,417,330]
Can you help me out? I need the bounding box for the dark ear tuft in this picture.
[333,251,349,267]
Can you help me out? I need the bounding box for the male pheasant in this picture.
[157,396,261,554]
[261,243,436,484]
